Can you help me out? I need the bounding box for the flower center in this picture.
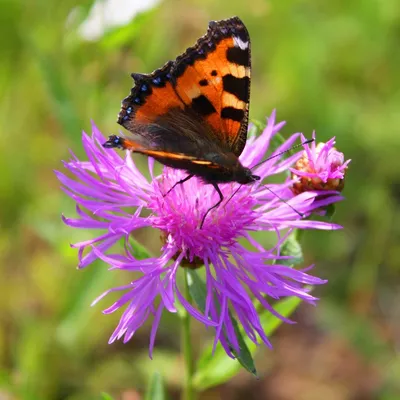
[148,168,258,262]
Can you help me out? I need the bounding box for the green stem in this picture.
[181,272,195,400]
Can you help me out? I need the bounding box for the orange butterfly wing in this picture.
[171,17,251,156]
[118,61,184,127]
[117,17,251,157]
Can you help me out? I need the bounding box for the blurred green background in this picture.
[1,0,399,399]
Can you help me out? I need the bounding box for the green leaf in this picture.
[193,341,242,391]
[185,268,207,310]
[100,393,114,400]
[185,270,256,376]
[276,230,304,266]
[324,203,336,220]
[129,237,153,260]
[228,317,257,375]
[193,296,301,391]
[258,296,302,334]
[145,372,166,400]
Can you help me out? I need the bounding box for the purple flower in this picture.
[291,132,351,195]
[56,110,343,357]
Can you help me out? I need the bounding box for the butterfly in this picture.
[103,16,260,227]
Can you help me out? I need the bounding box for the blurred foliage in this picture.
[1,0,399,399]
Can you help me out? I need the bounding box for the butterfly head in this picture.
[235,166,260,184]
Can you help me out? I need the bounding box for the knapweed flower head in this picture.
[57,110,344,357]
[291,132,351,195]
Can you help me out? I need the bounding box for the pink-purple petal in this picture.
[57,113,347,356]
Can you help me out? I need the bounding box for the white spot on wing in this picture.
[233,36,249,50]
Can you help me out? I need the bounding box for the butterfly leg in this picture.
[200,183,223,229]
[164,174,194,197]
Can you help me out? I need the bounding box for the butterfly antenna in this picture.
[262,185,304,218]
[250,138,314,170]
[250,138,314,218]
[223,140,314,208]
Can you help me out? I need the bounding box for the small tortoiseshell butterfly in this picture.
[104,16,259,227]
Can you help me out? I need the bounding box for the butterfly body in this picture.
[104,16,255,226]
[105,132,258,185]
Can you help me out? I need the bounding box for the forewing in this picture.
[116,17,251,157]
[170,16,251,156]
